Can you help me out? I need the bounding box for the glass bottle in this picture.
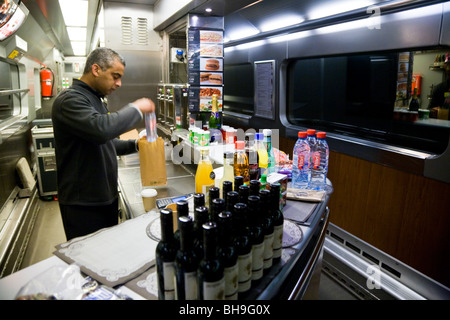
[249,179,260,196]
[194,205,209,261]
[222,180,233,203]
[233,141,249,185]
[210,197,225,223]
[195,148,216,202]
[193,193,205,211]
[270,183,284,261]
[263,129,276,175]
[245,133,260,181]
[208,94,221,130]
[174,200,189,247]
[156,208,177,300]
[233,203,252,296]
[238,184,250,205]
[218,211,239,300]
[219,151,235,198]
[198,222,225,300]
[234,175,244,192]
[259,189,274,271]
[255,132,268,177]
[225,190,239,213]
[247,195,264,282]
[208,186,220,209]
[175,216,199,300]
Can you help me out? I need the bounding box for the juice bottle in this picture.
[255,132,268,177]
[219,151,235,198]
[233,141,249,185]
[195,148,216,203]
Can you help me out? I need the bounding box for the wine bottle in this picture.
[222,180,233,202]
[175,216,199,300]
[210,197,225,223]
[238,184,250,205]
[247,195,264,282]
[174,200,189,247]
[234,141,250,184]
[198,222,225,300]
[234,176,244,192]
[259,189,274,271]
[218,211,238,300]
[209,186,220,209]
[233,203,252,296]
[225,190,239,213]
[193,193,205,211]
[270,183,284,260]
[194,205,209,261]
[249,179,260,197]
[156,208,177,300]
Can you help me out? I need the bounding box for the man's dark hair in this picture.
[83,47,126,74]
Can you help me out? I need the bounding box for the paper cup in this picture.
[141,188,157,212]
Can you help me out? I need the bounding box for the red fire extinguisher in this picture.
[40,67,54,99]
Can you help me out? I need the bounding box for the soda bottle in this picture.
[255,133,268,177]
[220,152,235,198]
[245,133,259,180]
[263,129,276,175]
[195,148,216,202]
[233,141,249,185]
[292,131,310,189]
[309,132,329,190]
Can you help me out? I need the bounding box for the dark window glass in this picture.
[223,63,254,115]
[287,50,450,154]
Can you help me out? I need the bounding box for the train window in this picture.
[0,60,20,123]
[223,63,254,115]
[287,49,450,154]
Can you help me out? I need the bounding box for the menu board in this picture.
[254,60,276,120]
[187,15,224,113]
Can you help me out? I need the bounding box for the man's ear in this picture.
[91,64,101,77]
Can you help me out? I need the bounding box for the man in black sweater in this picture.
[52,48,155,240]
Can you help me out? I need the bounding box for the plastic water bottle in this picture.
[291,131,310,189]
[309,132,329,190]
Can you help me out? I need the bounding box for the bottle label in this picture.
[313,152,321,169]
[183,271,198,300]
[297,154,305,169]
[263,233,274,269]
[252,242,264,280]
[237,252,252,292]
[159,262,175,300]
[224,263,239,300]
[203,276,225,300]
[273,224,283,259]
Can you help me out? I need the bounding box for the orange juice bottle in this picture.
[195,148,216,203]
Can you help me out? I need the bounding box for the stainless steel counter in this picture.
[117,156,331,300]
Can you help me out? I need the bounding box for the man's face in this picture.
[92,58,124,96]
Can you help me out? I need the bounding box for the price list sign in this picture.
[187,15,224,113]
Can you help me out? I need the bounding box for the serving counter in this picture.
[0,152,331,300]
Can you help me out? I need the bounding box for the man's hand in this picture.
[133,97,155,114]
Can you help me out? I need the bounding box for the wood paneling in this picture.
[327,151,450,287]
[280,136,450,287]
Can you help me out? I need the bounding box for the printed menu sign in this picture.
[187,15,224,112]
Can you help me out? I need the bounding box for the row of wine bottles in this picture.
[155,180,284,300]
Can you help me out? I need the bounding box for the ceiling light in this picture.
[71,41,86,56]
[205,8,212,13]
[59,0,88,27]
[308,0,376,20]
[260,14,305,32]
[67,27,86,41]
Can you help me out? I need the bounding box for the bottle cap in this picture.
[263,129,272,136]
[306,129,316,136]
[298,131,307,138]
[255,132,264,140]
[317,132,326,139]
[235,140,245,149]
